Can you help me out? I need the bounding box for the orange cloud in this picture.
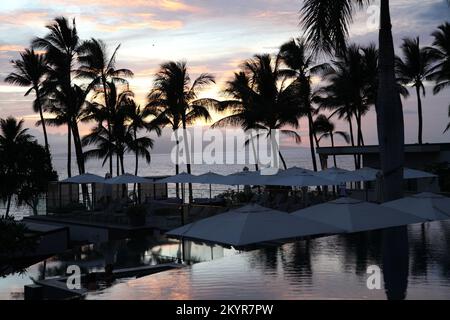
[0,45,24,52]
[43,0,204,13]
[0,11,50,27]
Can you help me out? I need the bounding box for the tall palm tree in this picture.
[41,84,89,178]
[82,82,134,175]
[396,37,439,144]
[127,101,161,177]
[0,118,34,216]
[5,49,50,155]
[279,38,329,171]
[428,23,450,133]
[213,54,303,170]
[300,0,405,201]
[32,17,84,178]
[147,61,215,202]
[313,115,350,167]
[77,38,134,174]
[314,44,377,168]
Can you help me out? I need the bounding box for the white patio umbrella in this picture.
[104,173,153,184]
[221,170,270,186]
[269,167,332,187]
[61,173,106,184]
[195,172,228,185]
[355,167,437,181]
[292,197,425,233]
[382,192,450,221]
[404,168,437,180]
[166,204,342,246]
[159,172,198,184]
[315,167,365,184]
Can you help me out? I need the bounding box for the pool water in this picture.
[86,220,450,300]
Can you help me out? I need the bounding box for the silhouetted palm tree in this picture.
[82,82,133,175]
[40,84,89,178]
[0,118,34,216]
[32,17,84,178]
[279,38,330,171]
[396,37,439,144]
[147,61,215,201]
[77,38,134,174]
[300,0,405,201]
[5,49,50,155]
[428,23,450,132]
[213,54,302,170]
[313,115,350,167]
[127,100,161,177]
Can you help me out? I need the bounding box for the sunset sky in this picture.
[0,0,449,153]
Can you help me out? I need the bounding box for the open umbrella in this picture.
[315,167,365,184]
[269,167,332,187]
[166,204,342,247]
[104,173,153,184]
[158,172,198,184]
[382,192,450,221]
[292,197,425,233]
[60,173,106,184]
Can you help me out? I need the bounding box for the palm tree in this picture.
[428,23,450,133]
[77,38,134,174]
[32,17,84,178]
[314,44,377,168]
[0,118,34,216]
[213,54,302,170]
[127,101,161,177]
[5,49,50,155]
[279,38,330,171]
[82,82,134,175]
[313,115,350,167]
[300,0,405,201]
[147,61,215,202]
[396,37,439,144]
[41,84,89,178]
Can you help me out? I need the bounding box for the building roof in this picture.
[316,143,450,156]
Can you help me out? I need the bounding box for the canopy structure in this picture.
[269,167,332,187]
[382,192,450,221]
[166,204,342,247]
[354,167,437,181]
[404,168,437,180]
[60,173,106,184]
[221,170,270,186]
[314,167,365,184]
[195,172,228,185]
[159,172,197,184]
[292,197,425,233]
[104,173,153,185]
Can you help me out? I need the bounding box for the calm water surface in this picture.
[86,221,450,300]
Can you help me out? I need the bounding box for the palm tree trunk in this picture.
[347,115,358,169]
[330,132,337,167]
[34,87,49,155]
[134,146,139,195]
[5,195,12,217]
[182,122,193,203]
[376,0,405,202]
[416,85,423,144]
[67,124,72,178]
[307,112,318,171]
[175,138,180,198]
[101,75,113,176]
[71,122,85,175]
[278,151,288,170]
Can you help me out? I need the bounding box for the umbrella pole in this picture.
[209,184,212,200]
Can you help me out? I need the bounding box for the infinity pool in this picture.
[87,221,450,300]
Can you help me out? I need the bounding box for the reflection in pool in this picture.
[86,221,450,300]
